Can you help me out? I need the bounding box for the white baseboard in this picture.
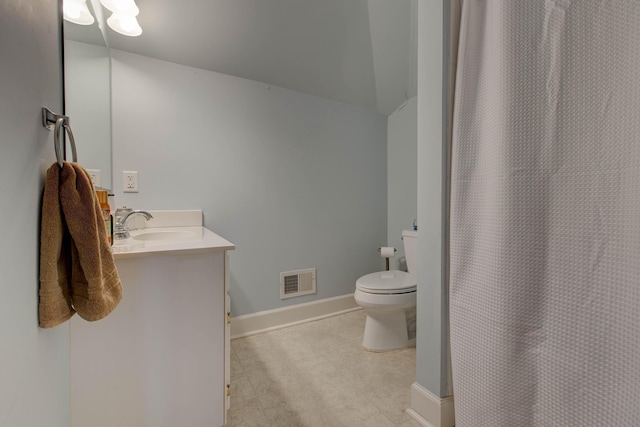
[407,382,455,427]
[231,294,360,339]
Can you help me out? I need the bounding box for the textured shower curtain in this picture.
[449,2,640,426]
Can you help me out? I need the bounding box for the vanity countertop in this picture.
[109,210,234,258]
[112,226,235,259]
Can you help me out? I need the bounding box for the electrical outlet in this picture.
[86,169,102,188]
[123,171,139,193]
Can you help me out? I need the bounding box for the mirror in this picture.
[63,0,112,190]
[62,0,416,193]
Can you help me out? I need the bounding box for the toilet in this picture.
[354,230,417,352]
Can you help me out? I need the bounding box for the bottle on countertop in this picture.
[96,190,113,245]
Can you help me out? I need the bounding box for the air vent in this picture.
[280,268,316,299]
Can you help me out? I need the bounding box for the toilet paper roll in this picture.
[380,246,396,258]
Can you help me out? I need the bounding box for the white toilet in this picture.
[354,230,417,352]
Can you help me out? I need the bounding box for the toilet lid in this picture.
[356,270,417,294]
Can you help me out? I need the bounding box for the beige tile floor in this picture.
[229,309,421,427]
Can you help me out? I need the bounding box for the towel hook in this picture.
[42,107,78,168]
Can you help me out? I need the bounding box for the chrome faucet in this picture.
[114,210,154,240]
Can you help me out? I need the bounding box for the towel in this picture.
[39,162,122,328]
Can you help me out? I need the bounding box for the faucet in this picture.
[114,210,154,240]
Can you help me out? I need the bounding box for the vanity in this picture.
[70,210,234,427]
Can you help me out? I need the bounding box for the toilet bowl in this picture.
[354,230,417,352]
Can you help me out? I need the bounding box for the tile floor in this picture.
[229,309,421,426]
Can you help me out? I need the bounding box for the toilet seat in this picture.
[356,270,416,295]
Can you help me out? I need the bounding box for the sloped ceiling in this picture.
[66,0,417,115]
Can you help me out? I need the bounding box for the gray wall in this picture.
[387,97,417,270]
[416,0,451,397]
[0,0,70,425]
[110,49,388,317]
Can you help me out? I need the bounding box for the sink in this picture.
[132,230,198,242]
[108,212,235,258]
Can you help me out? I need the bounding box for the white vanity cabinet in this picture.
[70,226,234,427]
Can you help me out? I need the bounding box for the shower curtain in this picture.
[449,2,640,426]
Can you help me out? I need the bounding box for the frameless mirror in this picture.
[61,0,417,193]
[63,0,112,190]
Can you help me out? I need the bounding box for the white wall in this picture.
[0,1,70,425]
[387,97,417,270]
[110,49,388,317]
[416,0,450,397]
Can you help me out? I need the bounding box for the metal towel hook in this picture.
[42,107,78,168]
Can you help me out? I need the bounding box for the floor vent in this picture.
[280,269,316,299]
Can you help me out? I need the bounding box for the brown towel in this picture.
[38,163,74,327]
[39,162,122,328]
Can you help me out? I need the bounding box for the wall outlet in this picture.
[123,171,139,193]
[87,169,102,188]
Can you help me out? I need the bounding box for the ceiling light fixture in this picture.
[100,0,142,37]
[99,0,139,16]
[106,13,142,36]
[63,0,95,25]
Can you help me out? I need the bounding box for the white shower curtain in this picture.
[449,2,640,426]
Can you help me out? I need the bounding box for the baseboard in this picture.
[231,294,360,339]
[407,382,455,427]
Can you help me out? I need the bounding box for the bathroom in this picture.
[10,1,636,426]
[2,0,450,426]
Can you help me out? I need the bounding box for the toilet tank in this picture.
[402,230,418,274]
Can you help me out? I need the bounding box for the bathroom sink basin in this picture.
[132,230,198,242]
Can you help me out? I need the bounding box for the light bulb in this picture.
[119,15,136,32]
[100,0,139,16]
[63,0,95,25]
[64,2,81,19]
[107,13,142,36]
